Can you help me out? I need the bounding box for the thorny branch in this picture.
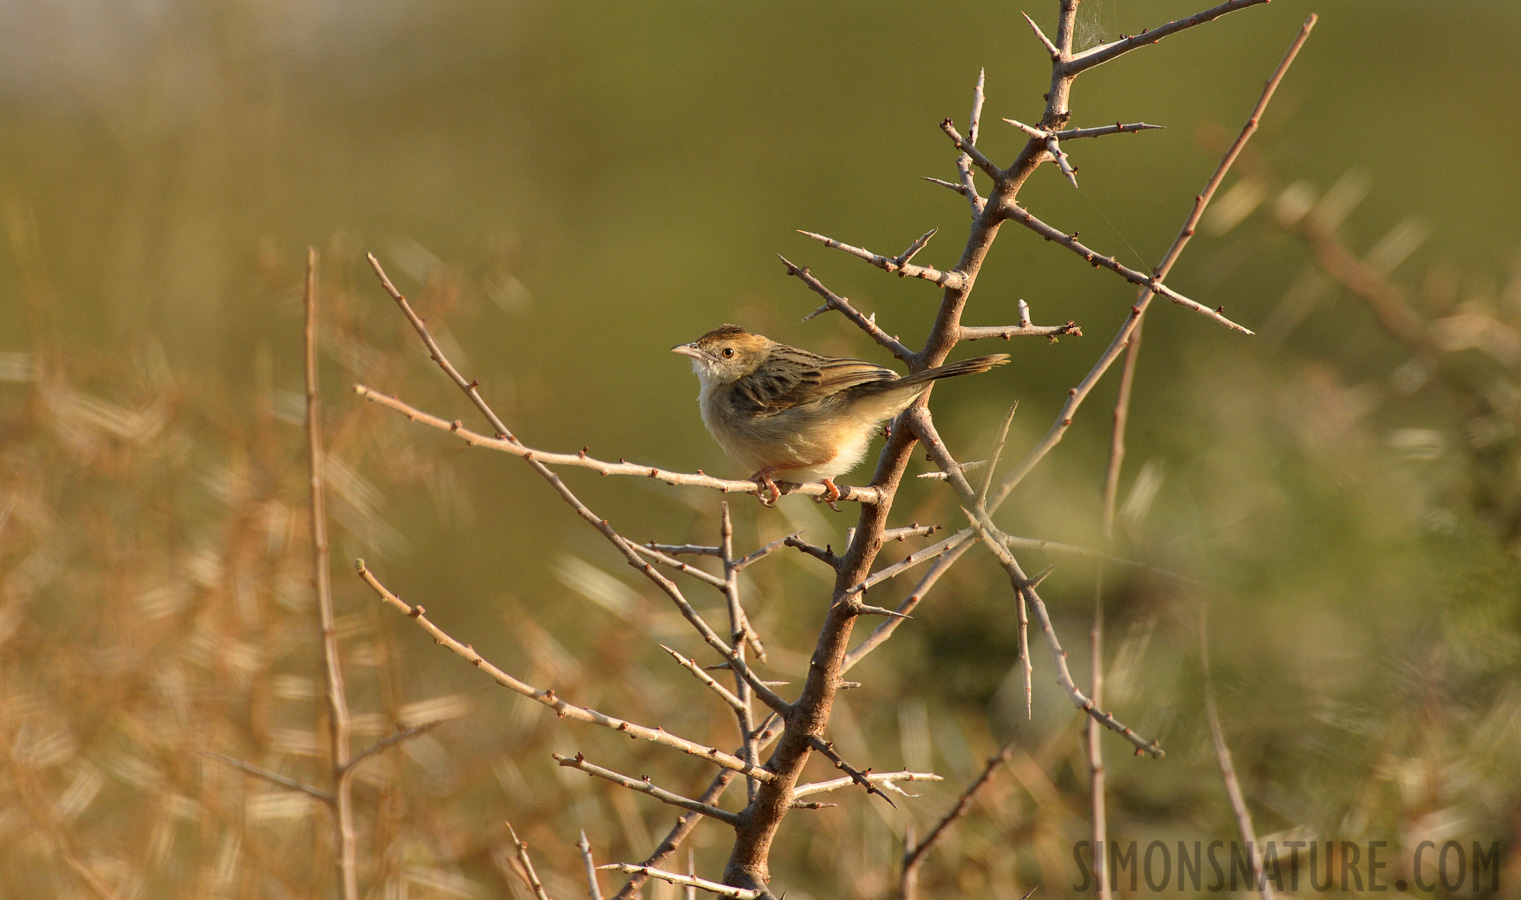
[355,562,776,782]
[355,2,1306,895]
[554,753,742,826]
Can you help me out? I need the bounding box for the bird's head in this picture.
[671,325,773,384]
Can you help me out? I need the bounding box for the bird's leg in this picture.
[749,468,782,507]
[814,478,842,512]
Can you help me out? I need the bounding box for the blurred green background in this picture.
[3,1,1520,897]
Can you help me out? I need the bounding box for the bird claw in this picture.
[751,471,782,507]
[814,478,843,512]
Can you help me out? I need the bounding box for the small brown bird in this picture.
[673,325,1008,507]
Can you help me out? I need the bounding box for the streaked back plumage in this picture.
[676,325,1007,483]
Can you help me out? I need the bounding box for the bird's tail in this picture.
[894,354,1009,388]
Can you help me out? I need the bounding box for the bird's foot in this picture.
[750,469,782,507]
[813,478,843,512]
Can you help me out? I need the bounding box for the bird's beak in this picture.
[670,342,704,360]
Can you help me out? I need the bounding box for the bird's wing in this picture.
[731,351,897,417]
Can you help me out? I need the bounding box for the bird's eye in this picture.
[721,347,734,358]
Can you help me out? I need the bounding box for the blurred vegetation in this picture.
[2,1,1519,897]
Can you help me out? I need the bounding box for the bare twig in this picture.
[978,403,1019,507]
[731,533,795,571]
[342,721,444,777]
[719,504,764,801]
[1018,589,1033,720]
[1063,0,1271,75]
[843,536,977,666]
[921,175,973,198]
[779,256,915,363]
[1007,118,1165,142]
[808,736,896,808]
[579,830,604,900]
[1047,136,1079,187]
[305,248,358,900]
[842,530,970,597]
[799,229,966,290]
[911,411,1164,757]
[1021,11,1060,59]
[600,865,763,900]
[989,16,1316,503]
[1014,562,1162,757]
[1087,575,1111,899]
[646,542,723,558]
[901,740,1018,897]
[955,69,988,213]
[794,771,941,799]
[611,773,737,900]
[196,750,334,804]
[957,321,1080,341]
[554,753,743,826]
[881,523,942,542]
[1056,121,1164,141]
[506,823,553,900]
[940,118,1003,183]
[660,644,747,712]
[998,202,1252,334]
[784,534,840,569]
[1201,614,1278,900]
[355,561,776,781]
[916,459,986,480]
[632,543,729,590]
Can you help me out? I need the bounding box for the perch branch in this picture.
[354,385,883,506]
